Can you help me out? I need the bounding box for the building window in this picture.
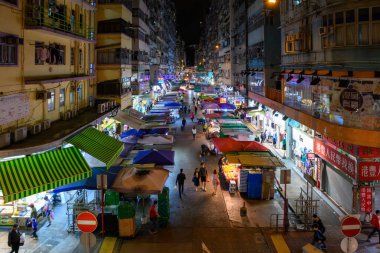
[358,8,369,45]
[0,37,17,65]
[1,0,17,6]
[35,42,65,65]
[59,88,65,107]
[373,7,380,44]
[70,47,74,65]
[78,84,83,102]
[345,10,356,45]
[47,90,55,112]
[70,90,74,104]
[335,12,344,46]
[79,49,83,66]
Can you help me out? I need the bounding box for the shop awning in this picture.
[0,147,91,203]
[226,154,284,168]
[66,127,124,168]
[113,110,145,130]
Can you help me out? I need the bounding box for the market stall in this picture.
[222,152,284,199]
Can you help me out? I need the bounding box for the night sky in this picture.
[175,0,211,66]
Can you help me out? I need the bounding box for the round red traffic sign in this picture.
[341,216,361,238]
[77,211,98,233]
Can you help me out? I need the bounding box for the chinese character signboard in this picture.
[360,187,373,213]
[314,139,356,179]
[340,88,363,112]
[358,162,380,181]
[322,136,357,156]
[358,147,380,159]
[307,153,316,160]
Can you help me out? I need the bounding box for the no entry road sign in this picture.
[341,216,361,238]
[77,211,98,233]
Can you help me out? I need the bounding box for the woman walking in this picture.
[193,168,200,191]
[192,126,197,140]
[211,169,220,196]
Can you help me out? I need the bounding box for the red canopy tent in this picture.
[212,137,268,153]
[240,141,268,152]
[205,113,222,119]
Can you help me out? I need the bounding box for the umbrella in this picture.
[202,97,214,102]
[203,103,220,110]
[121,135,138,144]
[112,167,169,195]
[218,103,236,110]
[119,143,135,158]
[164,102,181,107]
[54,166,122,193]
[120,129,139,139]
[205,113,222,119]
[133,149,175,165]
[137,135,174,145]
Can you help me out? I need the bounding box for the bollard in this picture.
[240,202,247,217]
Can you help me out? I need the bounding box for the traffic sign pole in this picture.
[101,174,105,236]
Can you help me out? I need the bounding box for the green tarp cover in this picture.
[66,127,124,168]
[0,147,91,203]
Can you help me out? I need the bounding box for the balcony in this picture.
[97,78,131,96]
[25,5,95,41]
[98,0,132,10]
[97,19,133,38]
[97,48,131,65]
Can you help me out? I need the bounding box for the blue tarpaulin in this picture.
[120,128,169,139]
[53,166,122,193]
[133,149,175,165]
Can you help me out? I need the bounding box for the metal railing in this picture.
[270,213,307,232]
[25,5,95,40]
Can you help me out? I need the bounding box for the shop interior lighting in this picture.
[286,74,293,82]
[310,76,321,85]
[297,75,305,83]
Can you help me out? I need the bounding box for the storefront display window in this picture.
[284,77,380,130]
[248,72,264,96]
[291,126,315,176]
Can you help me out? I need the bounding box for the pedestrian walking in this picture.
[43,196,53,227]
[190,112,195,122]
[181,117,186,131]
[199,163,208,191]
[193,168,200,191]
[149,200,160,234]
[312,214,325,233]
[200,148,207,162]
[312,223,326,250]
[211,169,220,196]
[260,131,266,143]
[8,224,21,253]
[176,168,186,199]
[194,106,198,114]
[184,105,187,114]
[31,218,38,239]
[367,210,380,242]
[203,123,207,134]
[273,133,277,147]
[30,203,37,219]
[192,126,197,140]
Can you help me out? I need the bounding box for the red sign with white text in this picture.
[314,139,356,179]
[358,147,380,159]
[358,162,380,181]
[360,187,373,213]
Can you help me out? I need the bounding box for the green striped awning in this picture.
[0,147,91,203]
[66,127,124,168]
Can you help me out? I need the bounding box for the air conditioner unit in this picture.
[61,111,71,121]
[0,132,11,148]
[319,27,327,35]
[29,123,42,135]
[43,120,51,130]
[12,127,27,143]
[98,103,106,114]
